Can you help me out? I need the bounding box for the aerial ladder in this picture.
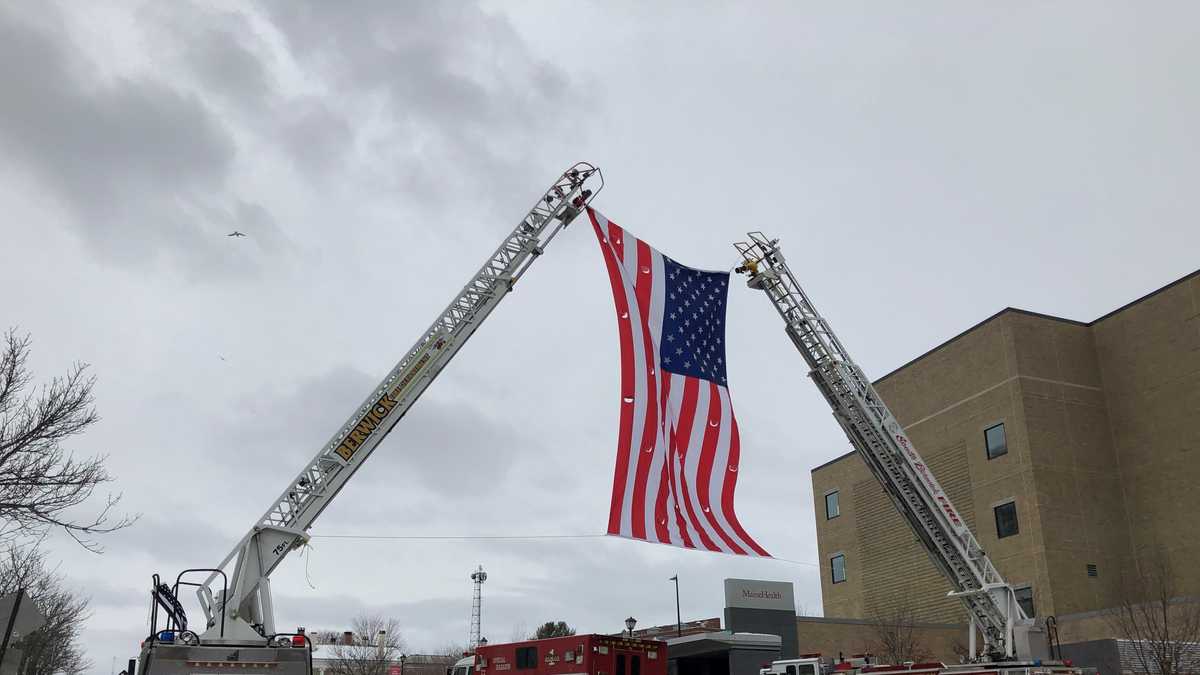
[732,233,1050,666]
[138,163,602,675]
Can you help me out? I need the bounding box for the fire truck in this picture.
[134,164,603,675]
[460,635,667,675]
[732,234,1079,675]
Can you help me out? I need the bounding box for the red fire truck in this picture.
[457,635,667,675]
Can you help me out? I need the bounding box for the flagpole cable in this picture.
[308,534,817,567]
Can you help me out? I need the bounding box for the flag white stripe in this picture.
[666,372,694,547]
[708,386,751,554]
[641,249,668,540]
[681,382,732,553]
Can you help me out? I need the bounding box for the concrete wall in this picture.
[725,608,798,659]
[730,649,778,675]
[1058,640,1122,675]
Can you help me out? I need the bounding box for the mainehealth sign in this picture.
[723,578,796,612]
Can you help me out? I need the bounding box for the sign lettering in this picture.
[333,338,446,463]
[335,391,399,461]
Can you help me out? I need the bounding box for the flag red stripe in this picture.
[591,214,635,535]
[673,377,719,551]
[696,383,745,554]
[665,376,696,549]
[608,221,624,263]
[652,374,673,543]
[722,413,769,556]
[628,240,658,539]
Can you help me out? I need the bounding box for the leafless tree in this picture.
[325,614,406,675]
[0,542,90,675]
[1106,550,1200,675]
[0,329,135,551]
[438,643,469,659]
[867,605,932,665]
[949,638,970,665]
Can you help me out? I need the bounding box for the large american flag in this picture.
[589,208,769,557]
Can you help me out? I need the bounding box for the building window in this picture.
[516,647,538,669]
[632,655,640,675]
[1015,586,1035,617]
[994,501,1019,538]
[1087,563,1098,577]
[985,423,1008,460]
[831,554,847,584]
[616,654,626,675]
[825,491,840,519]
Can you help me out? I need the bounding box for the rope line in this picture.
[309,533,818,567]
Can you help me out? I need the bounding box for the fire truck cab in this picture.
[463,635,666,675]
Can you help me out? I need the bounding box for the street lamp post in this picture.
[400,653,407,675]
[669,575,681,637]
[624,617,637,638]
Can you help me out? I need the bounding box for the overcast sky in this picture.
[2,1,1199,672]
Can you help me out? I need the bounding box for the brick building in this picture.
[811,268,1200,637]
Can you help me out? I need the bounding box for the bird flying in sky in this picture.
[227,231,246,237]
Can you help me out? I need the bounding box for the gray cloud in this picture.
[202,364,544,521]
[142,2,356,178]
[6,4,1199,675]
[260,0,584,214]
[0,7,276,278]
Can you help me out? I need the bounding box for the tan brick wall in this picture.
[813,314,1039,624]
[1091,273,1200,595]
[852,443,975,623]
[795,617,966,664]
[1006,314,1132,616]
[811,269,1200,640]
[813,452,866,618]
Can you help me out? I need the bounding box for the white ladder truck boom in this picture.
[138,164,602,675]
[732,232,1047,665]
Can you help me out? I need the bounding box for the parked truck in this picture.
[453,635,667,675]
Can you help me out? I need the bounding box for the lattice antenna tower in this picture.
[469,565,487,650]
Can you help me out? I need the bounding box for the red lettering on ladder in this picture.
[936,495,963,527]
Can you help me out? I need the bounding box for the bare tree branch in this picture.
[1106,549,1200,675]
[0,542,91,675]
[0,329,136,551]
[322,614,407,675]
[867,605,933,665]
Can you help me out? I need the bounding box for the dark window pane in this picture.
[1087,563,1098,577]
[994,501,1019,538]
[1015,586,1035,617]
[516,648,538,669]
[616,655,626,675]
[825,491,840,519]
[985,423,1007,459]
[787,666,797,675]
[632,656,640,675]
[831,554,847,584]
